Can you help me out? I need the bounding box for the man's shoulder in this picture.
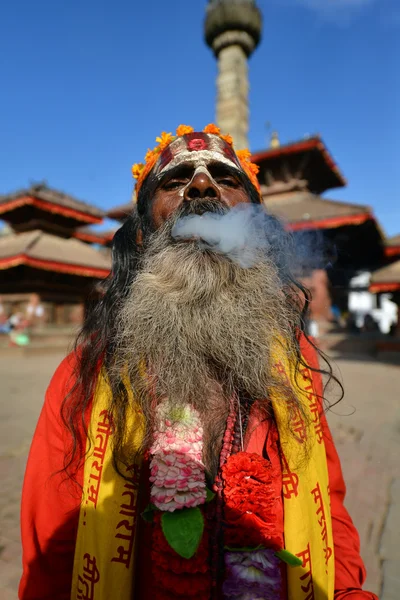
[298,331,319,370]
[46,348,102,411]
[45,350,82,411]
[51,350,79,385]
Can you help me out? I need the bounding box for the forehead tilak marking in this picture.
[155,135,242,179]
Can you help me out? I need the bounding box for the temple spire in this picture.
[204,0,262,150]
[270,131,280,148]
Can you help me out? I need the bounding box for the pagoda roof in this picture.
[73,226,116,245]
[384,234,400,258]
[0,183,104,227]
[252,136,346,195]
[370,260,400,293]
[263,192,373,231]
[0,230,110,278]
[106,202,135,222]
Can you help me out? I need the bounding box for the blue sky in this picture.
[0,0,399,235]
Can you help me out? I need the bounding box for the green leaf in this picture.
[275,549,303,567]
[141,502,157,523]
[206,488,216,503]
[161,507,204,559]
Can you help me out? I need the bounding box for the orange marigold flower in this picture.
[142,156,156,177]
[155,131,174,150]
[248,162,260,176]
[244,169,260,191]
[203,123,221,135]
[236,148,252,162]
[220,133,233,146]
[145,148,155,163]
[132,163,144,180]
[237,154,260,192]
[176,124,194,136]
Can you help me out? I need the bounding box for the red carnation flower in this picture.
[221,452,284,550]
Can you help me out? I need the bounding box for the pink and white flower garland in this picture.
[149,401,207,512]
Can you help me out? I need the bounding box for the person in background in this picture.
[0,296,9,333]
[0,295,6,324]
[25,294,45,328]
[8,311,30,346]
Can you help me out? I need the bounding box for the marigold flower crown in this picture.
[131,123,260,200]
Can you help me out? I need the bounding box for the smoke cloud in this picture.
[171,203,269,268]
[171,203,329,275]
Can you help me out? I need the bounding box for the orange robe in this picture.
[19,337,377,599]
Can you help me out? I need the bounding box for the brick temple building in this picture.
[0,183,111,324]
[252,136,385,320]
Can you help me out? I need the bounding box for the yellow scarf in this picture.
[270,346,335,600]
[71,353,334,600]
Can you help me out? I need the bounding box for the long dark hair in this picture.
[61,178,343,481]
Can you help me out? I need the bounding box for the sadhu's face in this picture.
[148,133,252,230]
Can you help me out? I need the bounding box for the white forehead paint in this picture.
[157,149,240,178]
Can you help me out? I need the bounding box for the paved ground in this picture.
[325,355,400,599]
[0,351,399,599]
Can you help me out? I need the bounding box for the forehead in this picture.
[154,132,243,178]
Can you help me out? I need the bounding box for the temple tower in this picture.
[205,0,262,150]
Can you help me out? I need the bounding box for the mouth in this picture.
[179,198,228,218]
[190,205,216,216]
[170,199,229,251]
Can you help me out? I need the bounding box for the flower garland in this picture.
[222,452,283,549]
[148,400,211,599]
[131,123,260,197]
[145,400,298,599]
[221,452,285,599]
[150,402,206,511]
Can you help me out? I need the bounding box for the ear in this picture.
[136,228,143,247]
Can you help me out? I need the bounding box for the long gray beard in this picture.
[113,218,300,477]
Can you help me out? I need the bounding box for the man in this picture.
[25,293,45,328]
[19,125,377,600]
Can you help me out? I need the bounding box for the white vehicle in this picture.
[348,272,397,334]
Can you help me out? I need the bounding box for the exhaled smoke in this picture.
[171,202,327,276]
[171,203,267,268]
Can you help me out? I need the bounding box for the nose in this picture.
[183,171,221,202]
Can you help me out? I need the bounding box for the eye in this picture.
[161,167,193,191]
[162,178,188,191]
[216,176,239,188]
